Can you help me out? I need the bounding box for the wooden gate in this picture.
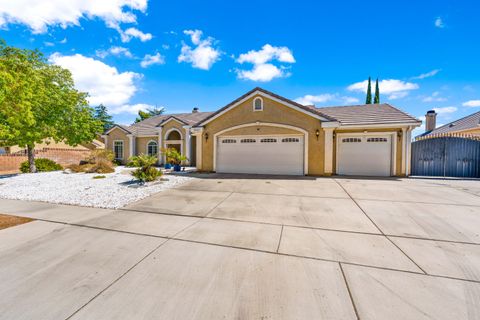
[411,135,480,178]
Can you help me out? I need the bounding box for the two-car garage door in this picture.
[216,136,304,175]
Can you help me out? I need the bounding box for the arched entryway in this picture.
[164,128,183,159]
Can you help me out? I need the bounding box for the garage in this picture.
[337,134,393,176]
[216,135,304,175]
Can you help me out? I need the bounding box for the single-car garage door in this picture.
[337,135,393,176]
[216,136,304,175]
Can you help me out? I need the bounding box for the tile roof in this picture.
[313,103,420,126]
[114,112,214,136]
[424,111,480,136]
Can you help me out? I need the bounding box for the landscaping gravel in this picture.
[0,167,193,209]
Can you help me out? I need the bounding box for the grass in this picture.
[0,214,33,230]
[93,175,106,179]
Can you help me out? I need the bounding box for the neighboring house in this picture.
[419,110,480,137]
[104,88,420,177]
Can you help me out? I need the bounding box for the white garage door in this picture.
[216,136,304,175]
[337,135,392,176]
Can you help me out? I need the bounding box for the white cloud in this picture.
[43,41,54,47]
[49,53,141,112]
[347,79,419,100]
[295,93,360,106]
[412,69,441,80]
[0,0,147,34]
[235,44,295,82]
[178,29,221,70]
[463,100,480,107]
[433,106,457,114]
[422,91,447,102]
[96,46,133,59]
[119,27,152,42]
[140,53,165,68]
[435,17,445,28]
[59,37,67,44]
[110,103,153,115]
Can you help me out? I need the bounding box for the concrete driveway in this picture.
[1,175,480,319]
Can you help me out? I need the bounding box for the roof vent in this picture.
[449,123,455,128]
[192,107,199,113]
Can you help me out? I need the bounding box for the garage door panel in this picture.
[337,135,392,176]
[216,136,304,175]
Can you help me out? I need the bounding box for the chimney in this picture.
[425,110,437,132]
[192,107,199,113]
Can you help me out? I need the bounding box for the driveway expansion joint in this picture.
[339,263,360,320]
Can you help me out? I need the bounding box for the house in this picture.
[104,87,421,176]
[420,110,480,137]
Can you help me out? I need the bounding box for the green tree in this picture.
[374,78,380,104]
[94,104,114,131]
[134,106,165,123]
[0,41,102,172]
[365,76,372,104]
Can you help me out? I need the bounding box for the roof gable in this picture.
[194,87,335,127]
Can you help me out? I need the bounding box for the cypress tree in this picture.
[365,77,372,104]
[374,78,380,104]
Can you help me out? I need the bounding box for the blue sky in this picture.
[1,0,479,136]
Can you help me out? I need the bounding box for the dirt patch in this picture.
[0,214,33,230]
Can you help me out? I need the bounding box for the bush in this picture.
[130,154,162,183]
[85,161,115,174]
[20,158,63,173]
[85,149,114,164]
[93,175,106,179]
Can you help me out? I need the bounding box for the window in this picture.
[260,138,277,143]
[222,139,236,144]
[342,138,361,143]
[367,137,388,142]
[282,138,300,143]
[240,138,256,143]
[114,141,124,160]
[253,97,263,111]
[147,141,158,156]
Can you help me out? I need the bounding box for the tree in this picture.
[134,106,165,123]
[374,78,380,104]
[94,104,114,131]
[0,41,102,172]
[365,76,372,104]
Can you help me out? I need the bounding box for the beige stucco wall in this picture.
[136,136,158,155]
[200,95,325,175]
[333,128,404,176]
[221,126,300,136]
[106,127,130,164]
[162,119,188,156]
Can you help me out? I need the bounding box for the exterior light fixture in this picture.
[205,132,209,141]
[315,129,320,140]
[398,130,403,138]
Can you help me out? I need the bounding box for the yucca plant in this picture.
[129,154,162,183]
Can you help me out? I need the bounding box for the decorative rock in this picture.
[63,168,73,174]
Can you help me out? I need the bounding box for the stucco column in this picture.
[401,127,407,175]
[183,126,192,165]
[406,127,412,176]
[191,127,203,170]
[323,128,335,175]
[101,135,108,149]
[157,127,163,165]
[127,134,135,158]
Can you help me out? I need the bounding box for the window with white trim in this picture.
[260,138,277,143]
[147,141,158,156]
[240,138,256,143]
[367,137,388,142]
[282,137,300,143]
[253,97,263,111]
[222,139,237,144]
[342,138,361,143]
[114,141,124,160]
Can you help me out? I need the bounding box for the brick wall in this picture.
[0,148,91,174]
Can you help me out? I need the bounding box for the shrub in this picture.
[162,147,187,165]
[93,175,106,179]
[20,158,63,173]
[130,154,162,183]
[85,161,115,174]
[85,149,114,164]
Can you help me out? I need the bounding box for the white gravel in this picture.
[0,166,193,209]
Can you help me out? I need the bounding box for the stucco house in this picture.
[104,87,421,176]
[420,110,480,138]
